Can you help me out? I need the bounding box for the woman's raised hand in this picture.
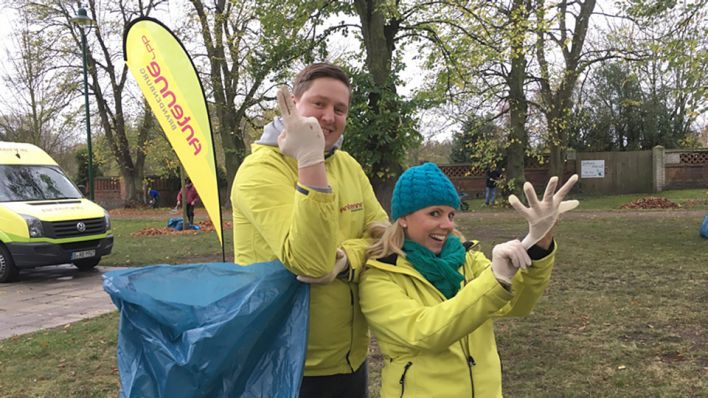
[509,175,579,249]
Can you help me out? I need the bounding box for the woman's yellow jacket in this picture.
[231,143,388,376]
[360,242,556,397]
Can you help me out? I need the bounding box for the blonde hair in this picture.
[366,219,466,260]
[366,221,406,260]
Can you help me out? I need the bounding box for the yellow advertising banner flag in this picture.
[124,18,223,246]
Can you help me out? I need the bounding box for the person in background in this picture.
[148,187,160,208]
[176,178,199,225]
[485,167,501,206]
[359,162,579,397]
[230,63,388,397]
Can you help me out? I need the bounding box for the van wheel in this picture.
[73,258,101,271]
[0,245,19,283]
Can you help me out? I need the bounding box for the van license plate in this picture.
[71,250,96,260]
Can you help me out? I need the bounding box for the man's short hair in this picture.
[292,63,351,99]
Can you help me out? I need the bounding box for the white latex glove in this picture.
[491,240,532,286]
[276,85,325,167]
[509,174,580,249]
[297,248,348,284]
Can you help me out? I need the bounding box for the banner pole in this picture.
[213,146,226,263]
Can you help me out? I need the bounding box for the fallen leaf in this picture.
[620,197,678,209]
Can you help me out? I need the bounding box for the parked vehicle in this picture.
[0,142,113,282]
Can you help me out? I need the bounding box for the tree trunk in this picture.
[190,0,253,199]
[180,166,189,228]
[134,100,153,205]
[354,0,402,213]
[547,98,570,178]
[121,169,142,208]
[506,0,530,196]
[82,1,156,207]
[223,110,247,198]
[88,57,141,205]
[537,0,596,179]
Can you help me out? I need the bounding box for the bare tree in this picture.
[17,0,169,205]
[0,9,80,155]
[535,0,599,177]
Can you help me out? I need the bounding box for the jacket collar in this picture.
[366,240,480,299]
[371,256,450,301]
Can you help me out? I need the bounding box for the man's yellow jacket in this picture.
[360,242,556,397]
[232,143,388,376]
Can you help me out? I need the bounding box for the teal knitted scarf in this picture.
[402,235,466,299]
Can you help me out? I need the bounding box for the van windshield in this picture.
[0,165,83,202]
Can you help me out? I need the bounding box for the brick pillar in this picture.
[652,145,665,192]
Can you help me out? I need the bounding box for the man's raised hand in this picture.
[509,175,580,249]
[276,86,325,167]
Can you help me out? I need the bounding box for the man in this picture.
[231,63,388,397]
[485,168,501,206]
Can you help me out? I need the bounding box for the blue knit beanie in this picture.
[391,163,460,220]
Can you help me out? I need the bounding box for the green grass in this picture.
[104,219,233,267]
[463,188,708,211]
[1,202,706,397]
[569,188,708,210]
[457,213,708,397]
[0,313,119,397]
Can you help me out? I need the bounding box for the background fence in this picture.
[89,147,706,208]
[92,176,181,209]
[663,148,708,189]
[441,146,707,197]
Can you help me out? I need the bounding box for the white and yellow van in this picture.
[0,142,113,282]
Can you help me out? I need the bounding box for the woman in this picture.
[359,163,578,397]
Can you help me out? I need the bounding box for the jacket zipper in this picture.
[467,355,476,398]
[462,261,475,397]
[344,284,355,372]
[399,361,413,398]
[383,246,477,396]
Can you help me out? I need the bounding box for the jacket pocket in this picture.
[399,361,413,398]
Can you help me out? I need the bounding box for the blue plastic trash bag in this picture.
[103,261,309,398]
[700,214,708,239]
[167,217,184,230]
[166,217,200,231]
